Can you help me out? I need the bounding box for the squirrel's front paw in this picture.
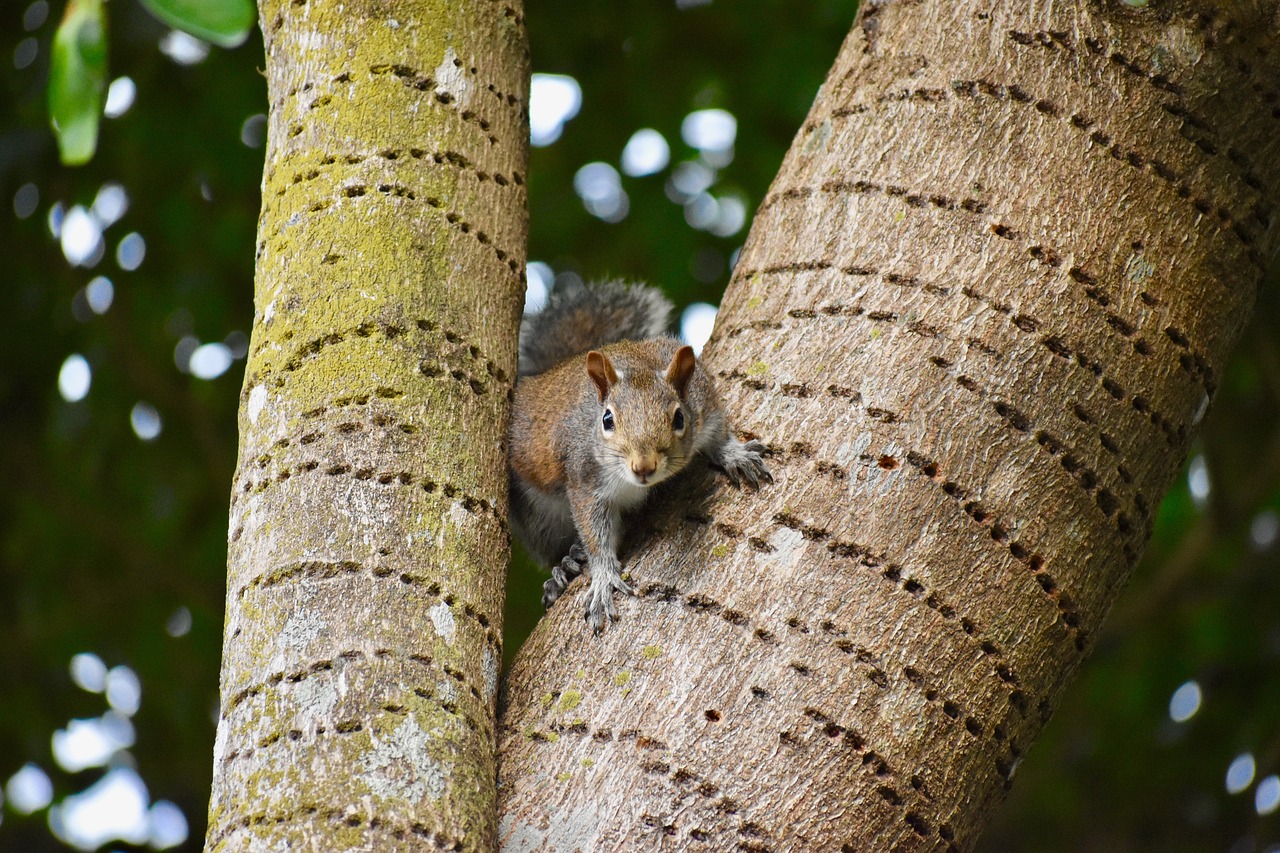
[583,562,633,634]
[720,439,773,489]
[542,544,588,610]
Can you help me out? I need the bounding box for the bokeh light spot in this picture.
[681,303,718,356]
[14,37,38,71]
[224,330,250,359]
[70,652,107,693]
[1168,680,1202,723]
[190,343,234,380]
[529,74,582,146]
[166,607,192,638]
[130,402,162,442]
[1256,775,1280,815]
[1226,753,1256,795]
[525,262,553,314]
[91,183,128,227]
[6,764,53,814]
[667,160,715,203]
[61,205,103,267]
[682,108,737,153]
[14,183,39,219]
[148,800,188,849]
[116,232,146,271]
[48,767,150,850]
[159,30,209,65]
[52,713,135,773]
[105,665,142,716]
[1249,509,1278,552]
[58,354,91,403]
[104,77,136,118]
[621,129,670,177]
[85,276,114,314]
[574,162,628,222]
[47,200,64,237]
[240,114,266,148]
[710,195,747,237]
[1188,455,1210,508]
[24,1,50,30]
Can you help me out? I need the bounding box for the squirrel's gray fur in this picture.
[518,279,674,377]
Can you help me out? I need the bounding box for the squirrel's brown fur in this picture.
[509,281,770,632]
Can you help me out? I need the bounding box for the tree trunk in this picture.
[497,2,1278,850]
[206,1,527,849]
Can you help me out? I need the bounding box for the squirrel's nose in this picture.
[631,459,657,483]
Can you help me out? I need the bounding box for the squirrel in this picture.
[509,280,771,633]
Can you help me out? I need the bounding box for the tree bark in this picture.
[497,2,1278,850]
[206,1,527,849]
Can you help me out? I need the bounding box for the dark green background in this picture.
[2,1,1278,850]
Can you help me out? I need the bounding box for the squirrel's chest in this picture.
[597,476,650,513]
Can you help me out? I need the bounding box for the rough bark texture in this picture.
[498,2,1279,850]
[206,1,528,849]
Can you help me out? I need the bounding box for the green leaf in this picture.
[48,0,107,166]
[138,0,256,48]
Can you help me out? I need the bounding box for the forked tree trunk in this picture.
[497,2,1278,849]
[206,1,527,848]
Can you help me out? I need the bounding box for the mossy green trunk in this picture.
[206,1,528,849]
[497,2,1278,849]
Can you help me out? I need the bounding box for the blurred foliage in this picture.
[47,0,106,164]
[1,0,1277,850]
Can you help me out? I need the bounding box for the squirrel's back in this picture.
[518,280,673,377]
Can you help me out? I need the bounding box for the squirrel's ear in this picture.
[665,345,696,399]
[586,351,617,403]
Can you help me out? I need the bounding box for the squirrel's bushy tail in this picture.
[518,280,673,376]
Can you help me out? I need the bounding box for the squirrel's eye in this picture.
[602,409,615,432]
[672,408,685,431]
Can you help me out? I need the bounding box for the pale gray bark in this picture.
[497,2,1279,850]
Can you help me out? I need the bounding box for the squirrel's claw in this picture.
[542,545,588,610]
[720,439,772,490]
[583,564,633,634]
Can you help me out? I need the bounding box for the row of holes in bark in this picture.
[766,508,1030,716]
[231,411,504,502]
[232,460,506,538]
[793,706,960,850]
[759,175,986,216]
[665,508,1030,722]
[267,177,525,279]
[947,77,1264,259]
[235,559,501,649]
[732,257,1215,398]
[925,356,1148,542]
[1006,24,1279,132]
[719,349,1157,543]
[244,318,510,402]
[528,702,909,850]
[718,366,902,424]
[740,191,1221,395]
[756,433,1086,650]
[1008,26,1269,179]
[722,277,1197,448]
[208,802,469,851]
[803,69,1265,265]
[516,720,773,844]
[249,316,506,382]
[222,648,488,720]
[368,61,512,143]
[898,449,1088,650]
[961,272,1210,420]
[272,147,525,203]
[522,596,968,851]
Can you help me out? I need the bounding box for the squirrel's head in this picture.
[587,346,696,488]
